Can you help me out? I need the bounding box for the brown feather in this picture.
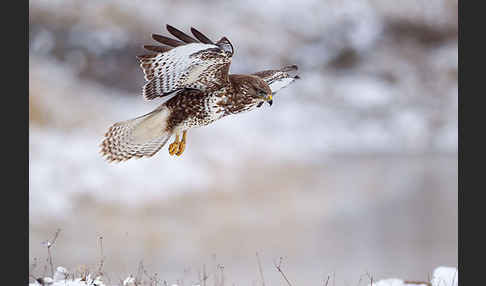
[166,25,197,43]
[136,54,157,61]
[190,27,215,44]
[152,34,185,47]
[143,45,172,53]
[282,65,298,72]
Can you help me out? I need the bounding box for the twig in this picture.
[152,273,161,286]
[218,264,225,286]
[45,228,61,277]
[355,273,371,286]
[324,273,332,286]
[180,266,191,286]
[403,281,431,286]
[136,260,145,285]
[79,265,90,281]
[273,257,293,286]
[29,257,38,281]
[451,269,458,286]
[198,269,202,286]
[365,272,373,286]
[97,235,105,276]
[256,252,266,286]
[212,254,218,286]
[143,266,161,286]
[202,264,208,286]
[29,273,37,282]
[104,273,112,286]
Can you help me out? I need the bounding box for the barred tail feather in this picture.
[100,105,172,162]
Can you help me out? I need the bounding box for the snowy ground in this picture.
[30,266,458,286]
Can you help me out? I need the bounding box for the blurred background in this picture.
[29,0,457,284]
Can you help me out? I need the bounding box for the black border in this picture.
[7,0,28,284]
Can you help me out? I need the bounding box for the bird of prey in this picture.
[100,25,299,162]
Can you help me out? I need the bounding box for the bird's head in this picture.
[230,75,273,106]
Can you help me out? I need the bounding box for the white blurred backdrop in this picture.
[29,0,457,284]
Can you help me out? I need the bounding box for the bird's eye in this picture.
[258,90,267,97]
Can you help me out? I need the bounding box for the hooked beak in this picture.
[266,94,273,106]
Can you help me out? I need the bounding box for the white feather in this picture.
[152,43,218,82]
[143,43,229,97]
[269,77,295,93]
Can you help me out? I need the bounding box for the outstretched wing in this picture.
[138,25,234,100]
[252,65,300,94]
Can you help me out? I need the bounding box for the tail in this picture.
[100,105,173,162]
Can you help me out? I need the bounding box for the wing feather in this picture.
[167,24,197,43]
[138,25,233,100]
[152,33,185,47]
[252,65,300,94]
[190,27,215,44]
[143,45,172,53]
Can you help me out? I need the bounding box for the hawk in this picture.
[100,25,299,162]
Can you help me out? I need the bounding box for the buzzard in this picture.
[100,25,299,162]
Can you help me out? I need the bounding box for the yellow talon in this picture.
[176,131,187,156]
[168,134,180,156]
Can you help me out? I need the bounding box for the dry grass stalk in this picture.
[273,257,293,286]
[45,228,61,277]
[97,235,105,276]
[255,252,266,286]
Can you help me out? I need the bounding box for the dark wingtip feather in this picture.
[136,54,157,61]
[282,65,298,72]
[152,33,184,47]
[282,65,299,78]
[190,27,215,44]
[143,45,172,53]
[166,24,197,43]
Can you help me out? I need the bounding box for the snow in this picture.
[431,266,458,286]
[122,276,135,286]
[30,274,104,286]
[53,267,68,282]
[30,266,457,286]
[368,266,458,286]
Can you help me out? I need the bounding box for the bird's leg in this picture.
[176,130,187,156]
[168,133,180,156]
